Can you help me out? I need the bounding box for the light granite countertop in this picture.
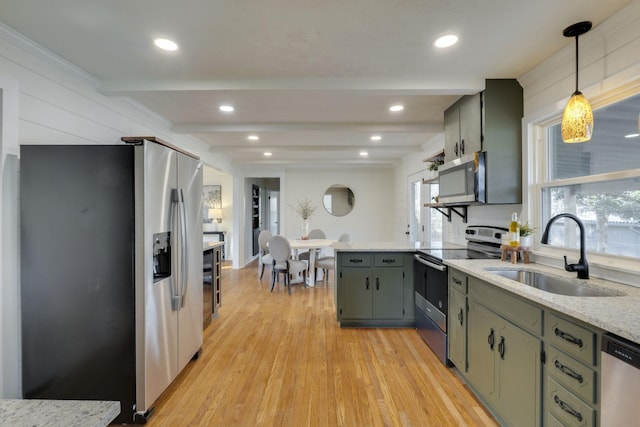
[203,241,224,251]
[445,259,640,343]
[334,241,425,252]
[0,399,120,427]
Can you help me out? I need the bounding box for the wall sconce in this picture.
[561,21,593,143]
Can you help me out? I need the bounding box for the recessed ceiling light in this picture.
[434,34,458,48]
[370,135,382,141]
[625,133,640,138]
[247,135,260,141]
[219,105,235,113]
[154,38,178,51]
[389,105,404,112]
[359,151,369,157]
[264,152,272,157]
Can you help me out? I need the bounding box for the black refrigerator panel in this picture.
[21,145,136,424]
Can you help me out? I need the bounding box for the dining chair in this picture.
[269,235,308,295]
[315,233,350,282]
[258,230,273,280]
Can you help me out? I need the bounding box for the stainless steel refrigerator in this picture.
[20,137,203,424]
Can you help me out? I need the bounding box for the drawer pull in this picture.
[554,327,584,348]
[488,328,495,350]
[554,395,583,422]
[382,258,396,264]
[554,360,584,384]
[458,308,464,325]
[452,277,462,285]
[349,258,363,263]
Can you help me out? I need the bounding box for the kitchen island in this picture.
[0,399,120,427]
[333,242,419,327]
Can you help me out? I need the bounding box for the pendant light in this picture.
[561,21,593,143]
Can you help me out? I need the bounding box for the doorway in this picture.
[267,190,279,235]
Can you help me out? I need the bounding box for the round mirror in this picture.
[323,185,355,216]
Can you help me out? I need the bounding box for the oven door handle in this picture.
[414,255,447,272]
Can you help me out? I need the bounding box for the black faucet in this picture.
[540,213,589,279]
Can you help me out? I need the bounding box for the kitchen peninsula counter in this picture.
[334,241,424,252]
[0,399,120,427]
[445,259,640,343]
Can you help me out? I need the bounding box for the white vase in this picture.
[520,235,532,248]
[302,219,309,239]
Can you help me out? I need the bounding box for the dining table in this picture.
[288,238,336,286]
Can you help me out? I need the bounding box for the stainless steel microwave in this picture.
[437,151,486,205]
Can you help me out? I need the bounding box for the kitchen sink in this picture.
[487,269,623,297]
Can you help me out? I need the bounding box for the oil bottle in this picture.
[509,212,520,247]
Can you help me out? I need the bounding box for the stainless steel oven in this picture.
[414,225,505,366]
[414,253,449,365]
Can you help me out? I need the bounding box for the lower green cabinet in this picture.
[336,252,413,327]
[448,288,467,371]
[467,298,542,427]
[341,267,373,319]
[448,267,602,427]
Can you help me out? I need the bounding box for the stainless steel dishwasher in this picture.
[601,333,640,426]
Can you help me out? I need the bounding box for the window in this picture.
[541,92,640,258]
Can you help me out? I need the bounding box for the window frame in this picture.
[529,83,640,278]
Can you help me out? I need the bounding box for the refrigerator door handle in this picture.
[177,188,189,308]
[170,189,182,311]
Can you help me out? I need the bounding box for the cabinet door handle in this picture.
[554,360,584,384]
[452,277,462,285]
[460,139,465,154]
[458,308,464,325]
[488,328,495,350]
[554,395,583,422]
[554,327,584,348]
[376,277,380,290]
[498,336,506,359]
[365,277,369,290]
[454,142,459,157]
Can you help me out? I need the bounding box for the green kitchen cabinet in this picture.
[444,93,482,161]
[443,79,523,204]
[467,293,542,427]
[341,267,373,319]
[448,287,467,372]
[336,252,413,327]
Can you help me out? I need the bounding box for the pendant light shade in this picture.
[562,91,593,143]
[561,21,593,143]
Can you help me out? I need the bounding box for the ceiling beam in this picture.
[98,77,485,95]
[174,122,442,133]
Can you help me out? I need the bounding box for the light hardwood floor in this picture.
[141,262,498,427]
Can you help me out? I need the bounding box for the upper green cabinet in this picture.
[443,79,523,204]
[444,93,482,161]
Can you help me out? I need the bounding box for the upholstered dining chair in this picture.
[315,233,350,282]
[269,235,308,295]
[258,230,273,280]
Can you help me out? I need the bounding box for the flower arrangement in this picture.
[290,196,317,220]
